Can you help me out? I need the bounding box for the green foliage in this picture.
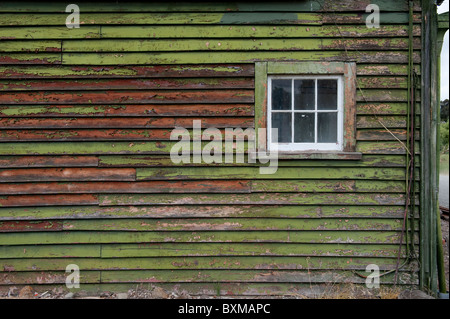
[441,99,449,121]
[440,121,449,153]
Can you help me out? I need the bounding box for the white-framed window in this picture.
[267,76,344,152]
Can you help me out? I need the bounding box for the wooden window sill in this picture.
[249,151,362,160]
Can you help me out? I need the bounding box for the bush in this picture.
[441,99,449,121]
[440,121,449,153]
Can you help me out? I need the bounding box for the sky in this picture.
[439,0,449,100]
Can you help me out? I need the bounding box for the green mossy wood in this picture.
[0,0,438,296]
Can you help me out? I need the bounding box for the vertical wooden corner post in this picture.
[420,0,448,293]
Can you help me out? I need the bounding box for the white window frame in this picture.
[267,75,344,152]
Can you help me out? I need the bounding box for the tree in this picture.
[441,99,449,121]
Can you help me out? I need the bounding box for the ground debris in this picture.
[126,285,188,299]
[18,286,34,299]
[398,290,434,299]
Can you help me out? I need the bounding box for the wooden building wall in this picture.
[0,1,421,296]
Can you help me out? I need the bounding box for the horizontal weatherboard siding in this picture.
[0,0,421,295]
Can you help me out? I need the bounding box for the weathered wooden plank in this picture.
[110,26,421,41]
[106,269,418,284]
[0,117,253,129]
[98,269,416,284]
[0,129,166,141]
[0,128,251,142]
[359,129,408,141]
[0,26,101,40]
[60,218,415,232]
[100,25,421,39]
[0,53,61,65]
[0,141,248,155]
[283,150,386,160]
[61,51,420,65]
[0,156,99,168]
[0,127,252,142]
[100,243,408,258]
[357,115,420,128]
[357,77,408,89]
[136,167,406,181]
[0,269,417,285]
[0,155,225,168]
[0,78,254,91]
[3,232,419,247]
[0,243,407,259]
[0,90,254,105]
[99,193,407,206]
[0,230,414,245]
[0,271,101,285]
[0,104,254,117]
[0,244,101,258]
[0,220,63,232]
[305,0,422,12]
[0,40,61,53]
[250,180,407,193]
[0,180,251,195]
[0,11,422,26]
[61,38,420,52]
[0,25,421,40]
[0,168,136,182]
[0,64,255,79]
[357,141,420,155]
[0,256,410,272]
[357,129,420,141]
[323,12,421,24]
[0,12,323,26]
[114,155,229,168]
[276,155,419,167]
[99,154,410,168]
[0,1,422,13]
[357,64,410,76]
[0,154,411,169]
[357,89,412,102]
[0,194,99,207]
[0,205,414,220]
[357,102,420,115]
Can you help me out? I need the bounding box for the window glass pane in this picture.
[294,113,315,143]
[317,112,338,143]
[271,112,292,143]
[271,79,292,110]
[317,79,337,110]
[294,79,315,110]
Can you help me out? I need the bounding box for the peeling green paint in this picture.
[0,229,417,246]
[0,205,417,220]
[61,51,416,65]
[0,256,410,272]
[0,0,424,294]
[136,167,406,181]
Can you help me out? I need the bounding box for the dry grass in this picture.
[311,283,402,299]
